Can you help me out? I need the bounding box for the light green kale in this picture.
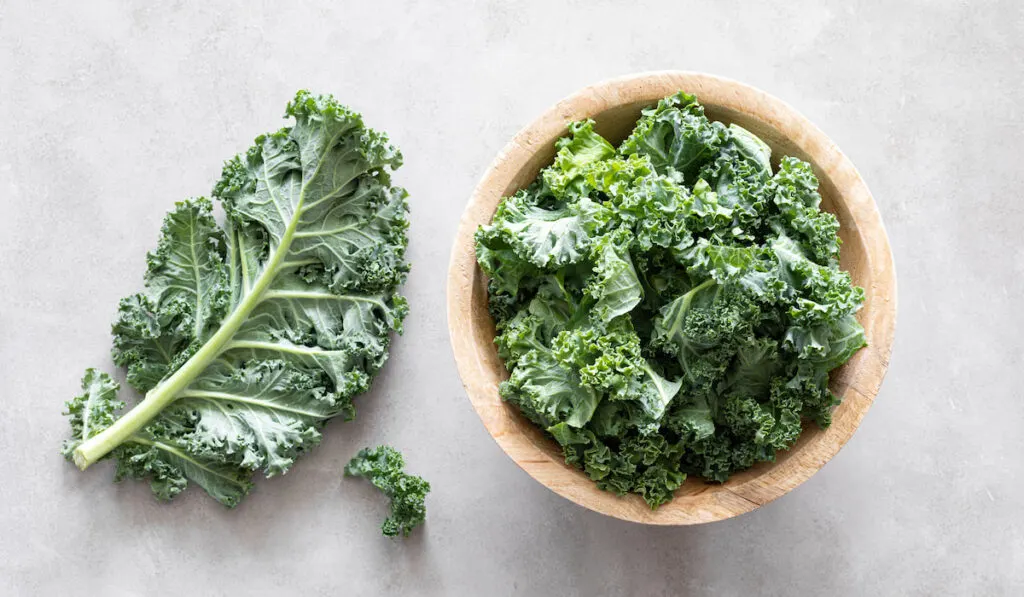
[62,91,409,507]
[475,92,866,508]
[345,446,430,538]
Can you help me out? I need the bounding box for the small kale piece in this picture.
[345,446,430,538]
[620,91,728,185]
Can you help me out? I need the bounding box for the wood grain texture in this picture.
[446,72,897,525]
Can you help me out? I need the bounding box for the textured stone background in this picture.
[1,1,1021,595]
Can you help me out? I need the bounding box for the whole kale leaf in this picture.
[62,91,409,507]
[475,92,866,508]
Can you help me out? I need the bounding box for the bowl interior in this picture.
[449,73,895,524]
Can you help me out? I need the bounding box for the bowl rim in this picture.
[446,71,897,525]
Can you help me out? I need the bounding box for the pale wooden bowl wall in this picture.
[447,72,897,525]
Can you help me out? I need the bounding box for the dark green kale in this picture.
[345,446,430,538]
[475,91,866,508]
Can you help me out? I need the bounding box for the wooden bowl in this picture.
[446,72,896,524]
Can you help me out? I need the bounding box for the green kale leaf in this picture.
[63,91,409,507]
[620,91,729,185]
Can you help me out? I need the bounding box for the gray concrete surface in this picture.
[1,1,1021,595]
